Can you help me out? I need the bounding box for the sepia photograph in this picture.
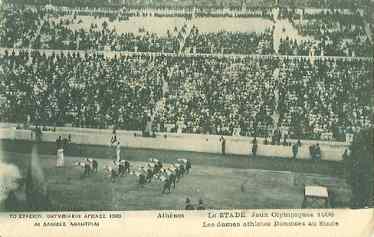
[0,0,373,213]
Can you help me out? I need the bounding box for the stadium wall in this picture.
[0,127,347,161]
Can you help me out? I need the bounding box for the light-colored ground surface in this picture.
[50,16,275,36]
[1,149,351,211]
[273,19,313,52]
[50,15,314,54]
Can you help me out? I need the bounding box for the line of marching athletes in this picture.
[74,134,192,193]
[58,133,194,192]
[101,157,192,193]
[132,157,192,194]
[160,158,192,194]
[109,133,192,192]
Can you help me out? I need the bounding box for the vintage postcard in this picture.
[0,0,373,236]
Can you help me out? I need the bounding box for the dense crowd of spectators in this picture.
[281,10,373,57]
[152,56,278,135]
[0,7,46,48]
[5,0,368,9]
[37,17,182,52]
[277,57,372,140]
[0,50,372,141]
[184,26,274,54]
[0,50,163,130]
[1,6,275,54]
[0,6,183,52]
[278,35,373,57]
[0,3,372,141]
[4,0,266,9]
[2,5,372,57]
[5,0,124,8]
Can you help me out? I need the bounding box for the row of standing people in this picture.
[220,136,323,160]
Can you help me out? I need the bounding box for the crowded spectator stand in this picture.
[0,2,372,146]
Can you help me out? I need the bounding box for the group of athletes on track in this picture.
[73,135,192,194]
